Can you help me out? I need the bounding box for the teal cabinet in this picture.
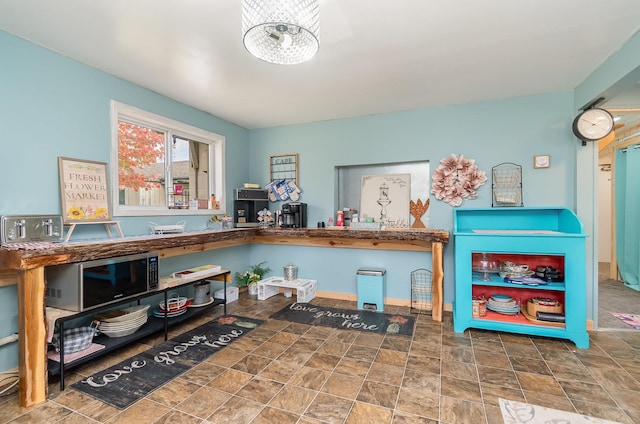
[453,207,589,348]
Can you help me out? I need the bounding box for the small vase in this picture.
[248,282,258,296]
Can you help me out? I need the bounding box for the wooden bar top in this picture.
[257,227,449,243]
[0,227,449,270]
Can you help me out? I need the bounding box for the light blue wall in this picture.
[248,93,577,225]
[0,30,251,371]
[0,32,250,222]
[575,29,640,109]
[0,285,18,372]
[247,92,577,307]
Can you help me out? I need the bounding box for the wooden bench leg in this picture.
[431,242,444,322]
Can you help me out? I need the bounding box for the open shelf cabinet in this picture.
[453,207,589,348]
[48,270,231,389]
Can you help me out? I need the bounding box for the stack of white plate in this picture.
[487,295,519,315]
[96,304,150,338]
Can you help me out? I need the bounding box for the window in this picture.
[110,101,225,217]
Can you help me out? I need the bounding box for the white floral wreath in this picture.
[431,154,487,207]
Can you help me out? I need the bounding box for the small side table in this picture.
[257,276,317,303]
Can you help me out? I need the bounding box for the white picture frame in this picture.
[534,154,551,169]
[360,173,411,227]
[58,157,111,223]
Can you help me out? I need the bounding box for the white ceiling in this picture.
[1,0,640,129]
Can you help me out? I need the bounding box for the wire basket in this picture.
[492,165,520,186]
[149,220,186,235]
[159,291,189,311]
[492,163,523,207]
[494,187,522,205]
[411,268,433,314]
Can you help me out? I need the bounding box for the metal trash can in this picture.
[356,268,386,312]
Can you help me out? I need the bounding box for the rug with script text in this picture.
[270,302,415,336]
[500,398,622,423]
[610,312,640,329]
[71,315,263,409]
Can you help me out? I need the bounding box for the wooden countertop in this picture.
[0,227,449,270]
[257,227,449,242]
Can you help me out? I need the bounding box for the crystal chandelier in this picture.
[242,0,320,65]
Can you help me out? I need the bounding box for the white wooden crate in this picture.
[214,286,239,303]
[257,276,317,303]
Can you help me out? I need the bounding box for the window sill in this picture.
[113,208,226,217]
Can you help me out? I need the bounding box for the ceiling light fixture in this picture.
[242,0,319,65]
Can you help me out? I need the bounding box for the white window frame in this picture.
[110,101,226,217]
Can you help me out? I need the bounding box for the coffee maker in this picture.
[281,202,307,228]
[233,188,268,227]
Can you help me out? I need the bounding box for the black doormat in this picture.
[71,315,263,409]
[270,303,415,337]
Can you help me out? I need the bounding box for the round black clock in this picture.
[572,108,614,142]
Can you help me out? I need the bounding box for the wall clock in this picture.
[572,108,614,143]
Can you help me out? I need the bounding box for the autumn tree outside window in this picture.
[110,101,225,217]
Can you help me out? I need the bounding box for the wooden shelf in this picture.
[49,271,230,389]
[471,277,565,291]
[48,300,225,376]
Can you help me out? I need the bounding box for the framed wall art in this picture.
[269,153,298,185]
[58,157,111,222]
[360,173,411,227]
[533,154,550,169]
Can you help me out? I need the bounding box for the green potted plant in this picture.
[236,261,271,295]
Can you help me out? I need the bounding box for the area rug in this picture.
[71,315,263,409]
[270,302,415,336]
[610,312,640,329]
[500,398,622,424]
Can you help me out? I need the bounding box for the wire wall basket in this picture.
[492,162,523,207]
[411,268,433,314]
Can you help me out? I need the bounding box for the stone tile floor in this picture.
[2,293,640,423]
[598,262,640,330]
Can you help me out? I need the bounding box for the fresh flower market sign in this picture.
[58,157,111,222]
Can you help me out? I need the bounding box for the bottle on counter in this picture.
[336,210,344,227]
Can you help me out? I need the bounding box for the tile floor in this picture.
[2,293,640,423]
[598,262,640,330]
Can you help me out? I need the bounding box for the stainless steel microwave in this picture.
[45,252,159,312]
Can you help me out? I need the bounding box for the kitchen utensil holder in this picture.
[284,263,298,281]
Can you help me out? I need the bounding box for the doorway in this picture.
[597,94,640,329]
